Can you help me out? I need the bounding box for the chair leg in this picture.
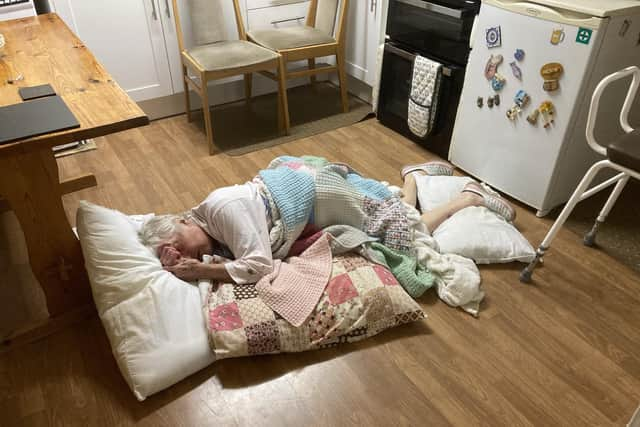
[182,65,192,122]
[308,58,317,84]
[336,49,349,113]
[199,74,215,155]
[584,174,630,246]
[277,85,284,132]
[520,160,609,283]
[277,58,291,135]
[244,73,252,104]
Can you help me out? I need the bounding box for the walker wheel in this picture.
[519,269,532,283]
[583,232,596,247]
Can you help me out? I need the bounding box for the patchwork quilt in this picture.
[204,254,425,359]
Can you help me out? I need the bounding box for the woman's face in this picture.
[163,220,213,260]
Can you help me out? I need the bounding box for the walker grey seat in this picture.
[521,66,640,283]
[606,129,640,171]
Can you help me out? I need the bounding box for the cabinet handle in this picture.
[270,16,305,25]
[370,0,377,13]
[150,0,158,20]
[164,0,171,19]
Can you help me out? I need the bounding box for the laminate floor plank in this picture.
[2,117,639,426]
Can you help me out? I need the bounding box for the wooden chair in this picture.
[171,0,289,154]
[247,0,350,131]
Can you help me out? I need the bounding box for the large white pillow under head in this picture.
[414,175,535,264]
[77,201,214,401]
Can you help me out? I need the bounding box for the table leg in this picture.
[0,149,92,317]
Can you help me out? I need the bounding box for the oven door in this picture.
[386,0,479,64]
[376,43,464,159]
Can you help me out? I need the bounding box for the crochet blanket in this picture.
[259,156,410,258]
[258,156,483,317]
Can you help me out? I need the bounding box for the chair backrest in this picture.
[172,0,247,54]
[307,0,349,42]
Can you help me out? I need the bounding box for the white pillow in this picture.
[76,201,214,401]
[414,176,535,264]
[415,175,473,211]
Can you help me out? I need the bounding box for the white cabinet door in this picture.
[51,0,174,102]
[344,0,385,86]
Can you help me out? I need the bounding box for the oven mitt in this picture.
[407,55,442,138]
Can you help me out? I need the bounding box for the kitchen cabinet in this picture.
[246,0,309,30]
[50,0,179,102]
[344,0,386,87]
[49,0,385,106]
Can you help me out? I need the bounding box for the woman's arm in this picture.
[164,259,234,283]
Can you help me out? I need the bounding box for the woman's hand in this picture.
[159,245,182,267]
[164,258,210,282]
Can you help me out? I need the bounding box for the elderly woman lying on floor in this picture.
[139,156,515,315]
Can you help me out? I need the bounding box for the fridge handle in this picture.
[483,0,603,29]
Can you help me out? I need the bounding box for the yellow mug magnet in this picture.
[550,28,565,45]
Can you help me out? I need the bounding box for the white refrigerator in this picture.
[449,0,640,216]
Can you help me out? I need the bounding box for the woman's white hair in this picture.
[138,212,191,254]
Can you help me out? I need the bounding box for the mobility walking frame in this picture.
[521,66,640,283]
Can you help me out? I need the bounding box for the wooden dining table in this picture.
[0,13,148,335]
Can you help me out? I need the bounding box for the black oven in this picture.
[377,43,464,159]
[386,0,480,65]
[377,0,479,159]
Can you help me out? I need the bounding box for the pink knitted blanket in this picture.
[256,233,332,326]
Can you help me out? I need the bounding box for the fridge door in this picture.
[449,2,602,210]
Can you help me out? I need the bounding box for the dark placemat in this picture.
[0,95,79,145]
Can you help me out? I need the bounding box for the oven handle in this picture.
[395,0,463,19]
[386,43,415,61]
[385,44,452,76]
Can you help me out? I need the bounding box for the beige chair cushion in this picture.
[248,26,336,51]
[188,0,227,46]
[316,0,339,36]
[185,40,279,72]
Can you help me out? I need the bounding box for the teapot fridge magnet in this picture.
[540,62,564,92]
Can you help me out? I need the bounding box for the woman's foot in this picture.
[401,161,454,180]
[462,182,516,222]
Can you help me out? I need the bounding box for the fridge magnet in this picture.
[510,61,522,80]
[540,62,564,91]
[514,49,525,61]
[526,109,540,125]
[491,74,506,91]
[506,106,519,121]
[506,90,530,121]
[538,101,555,128]
[550,28,565,45]
[514,89,530,108]
[486,26,502,48]
[477,96,483,108]
[488,96,494,108]
[494,94,500,106]
[576,27,593,45]
[484,54,503,80]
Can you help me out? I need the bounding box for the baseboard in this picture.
[138,74,371,121]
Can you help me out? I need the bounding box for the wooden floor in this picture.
[2,117,640,426]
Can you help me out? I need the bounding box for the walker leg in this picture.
[520,161,607,283]
[583,175,629,247]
